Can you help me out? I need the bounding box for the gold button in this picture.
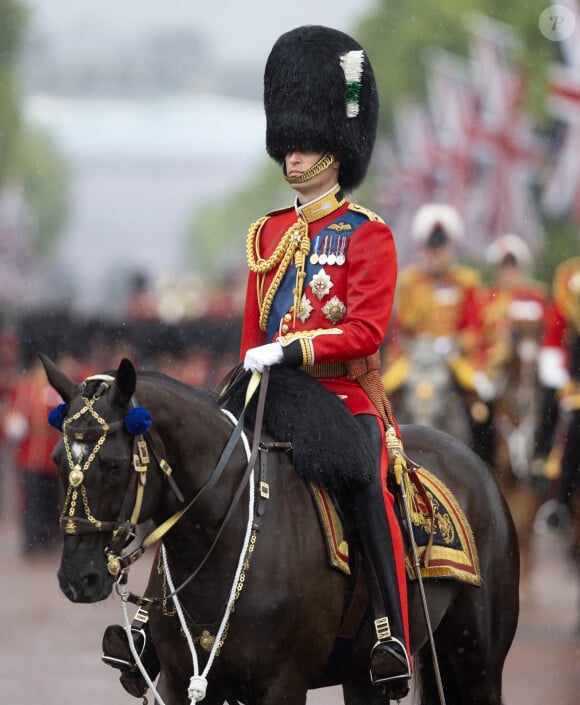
[281,324,289,334]
[284,313,292,322]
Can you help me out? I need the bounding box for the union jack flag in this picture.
[423,48,493,258]
[542,0,580,224]
[376,103,440,264]
[376,13,547,263]
[465,12,546,253]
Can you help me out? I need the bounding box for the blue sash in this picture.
[267,210,367,341]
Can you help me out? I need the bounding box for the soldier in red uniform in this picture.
[102,25,410,700]
[476,234,548,463]
[478,234,547,377]
[3,355,62,554]
[240,26,410,696]
[384,204,494,459]
[535,257,580,525]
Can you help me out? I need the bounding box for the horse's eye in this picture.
[105,458,128,475]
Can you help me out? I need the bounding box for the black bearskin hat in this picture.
[264,25,379,192]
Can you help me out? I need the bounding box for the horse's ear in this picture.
[112,358,137,407]
[39,353,77,403]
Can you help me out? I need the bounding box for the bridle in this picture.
[57,369,270,600]
[59,374,183,578]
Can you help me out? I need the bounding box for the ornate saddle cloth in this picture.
[310,466,481,587]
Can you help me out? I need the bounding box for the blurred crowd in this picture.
[0,300,241,557]
[0,202,579,560]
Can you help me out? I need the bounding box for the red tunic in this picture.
[241,189,397,416]
[476,280,547,374]
[241,185,409,648]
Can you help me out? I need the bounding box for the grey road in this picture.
[1,466,578,705]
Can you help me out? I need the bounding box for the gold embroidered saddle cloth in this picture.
[309,466,482,587]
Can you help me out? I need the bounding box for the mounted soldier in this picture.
[535,256,580,532]
[384,203,494,460]
[102,24,411,701]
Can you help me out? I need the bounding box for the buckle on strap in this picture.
[374,616,392,641]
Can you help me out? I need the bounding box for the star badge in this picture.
[298,294,313,323]
[309,267,333,301]
[322,296,347,324]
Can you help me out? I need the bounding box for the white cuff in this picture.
[538,347,569,389]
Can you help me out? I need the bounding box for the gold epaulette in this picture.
[398,265,424,287]
[553,257,580,331]
[348,203,385,223]
[452,265,481,288]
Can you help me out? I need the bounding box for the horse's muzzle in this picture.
[58,537,114,603]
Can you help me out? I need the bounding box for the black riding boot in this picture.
[354,416,411,700]
[102,612,160,699]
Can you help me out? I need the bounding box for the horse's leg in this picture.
[500,478,542,602]
[431,582,516,705]
[155,673,190,705]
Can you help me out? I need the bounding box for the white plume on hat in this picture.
[485,233,532,267]
[412,203,464,243]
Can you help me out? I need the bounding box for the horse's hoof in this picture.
[102,624,144,672]
[120,671,150,699]
[383,679,410,702]
[102,624,160,684]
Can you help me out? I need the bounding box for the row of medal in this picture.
[310,234,348,266]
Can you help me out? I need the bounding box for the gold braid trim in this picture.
[246,216,310,332]
[292,232,311,325]
[554,258,580,333]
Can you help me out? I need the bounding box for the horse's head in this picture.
[41,354,164,603]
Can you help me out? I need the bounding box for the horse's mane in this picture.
[137,369,216,402]
[222,366,374,490]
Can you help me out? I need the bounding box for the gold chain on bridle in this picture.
[157,526,258,654]
[61,379,113,532]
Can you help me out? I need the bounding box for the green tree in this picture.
[0,0,27,186]
[357,0,566,281]
[187,1,569,282]
[358,0,555,131]
[11,126,69,255]
[188,159,290,275]
[0,1,69,258]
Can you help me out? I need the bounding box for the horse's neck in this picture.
[145,384,249,560]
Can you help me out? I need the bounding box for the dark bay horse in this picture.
[41,355,519,705]
[490,310,545,598]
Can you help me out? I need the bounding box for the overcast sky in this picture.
[21,0,377,64]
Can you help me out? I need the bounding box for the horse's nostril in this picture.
[83,572,102,590]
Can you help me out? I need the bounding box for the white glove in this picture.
[538,346,570,390]
[243,342,284,373]
[474,372,495,402]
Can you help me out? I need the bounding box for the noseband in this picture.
[59,374,181,577]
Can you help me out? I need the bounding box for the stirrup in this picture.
[369,636,411,694]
